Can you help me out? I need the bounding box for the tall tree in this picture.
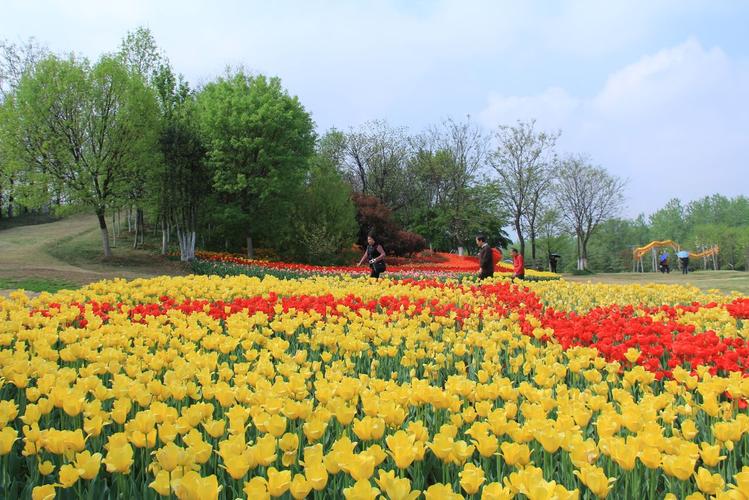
[490,120,558,256]
[117,26,167,246]
[337,120,414,211]
[0,37,48,218]
[197,70,315,257]
[649,198,688,243]
[0,54,160,256]
[292,157,357,264]
[404,117,505,250]
[554,155,626,270]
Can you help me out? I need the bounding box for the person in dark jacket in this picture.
[476,234,493,280]
[358,234,387,278]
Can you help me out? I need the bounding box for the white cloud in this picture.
[478,39,749,216]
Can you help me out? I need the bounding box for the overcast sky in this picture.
[3,0,748,217]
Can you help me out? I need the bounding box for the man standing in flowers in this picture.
[476,234,493,280]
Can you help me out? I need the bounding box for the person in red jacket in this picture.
[511,248,524,280]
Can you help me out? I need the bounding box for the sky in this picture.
[2,0,748,217]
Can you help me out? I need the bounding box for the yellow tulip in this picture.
[374,469,420,500]
[254,434,278,467]
[694,467,725,495]
[267,466,292,497]
[103,444,134,474]
[149,470,172,495]
[31,484,57,500]
[0,427,18,455]
[424,483,462,500]
[386,430,418,469]
[154,442,184,473]
[343,479,380,500]
[266,414,287,437]
[609,438,637,471]
[244,477,270,500]
[38,460,55,476]
[58,463,81,488]
[341,453,376,481]
[638,447,662,469]
[681,419,698,440]
[290,474,312,500]
[472,432,500,458]
[481,481,513,500]
[74,450,102,480]
[699,442,726,467]
[731,466,749,492]
[459,463,485,495]
[662,454,696,482]
[500,442,531,467]
[573,465,615,499]
[279,432,299,452]
[305,460,329,491]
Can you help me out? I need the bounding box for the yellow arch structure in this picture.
[632,240,719,271]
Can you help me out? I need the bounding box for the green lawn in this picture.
[0,277,78,293]
[565,270,749,295]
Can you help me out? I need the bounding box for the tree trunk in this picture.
[97,210,112,258]
[515,217,525,256]
[7,184,14,218]
[247,236,254,259]
[530,226,537,260]
[139,209,145,246]
[161,219,169,255]
[111,212,117,248]
[133,208,145,249]
[177,229,197,262]
[578,234,589,271]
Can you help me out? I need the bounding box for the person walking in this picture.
[511,248,525,280]
[358,234,387,278]
[549,254,559,273]
[680,255,689,274]
[476,235,494,280]
[659,251,670,273]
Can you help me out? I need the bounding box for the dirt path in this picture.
[0,214,186,288]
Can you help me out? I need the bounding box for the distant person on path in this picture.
[680,255,689,274]
[476,234,493,280]
[549,254,559,273]
[512,248,525,280]
[358,234,386,278]
[659,251,670,273]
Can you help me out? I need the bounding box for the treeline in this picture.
[575,195,749,273]
[9,27,712,273]
[0,28,622,268]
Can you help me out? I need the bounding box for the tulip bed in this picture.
[1,274,749,499]
[190,251,560,282]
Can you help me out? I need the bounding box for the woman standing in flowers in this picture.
[358,233,387,278]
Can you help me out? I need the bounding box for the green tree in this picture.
[649,198,688,243]
[197,71,316,257]
[554,155,626,270]
[0,54,160,256]
[291,158,357,264]
[490,120,558,257]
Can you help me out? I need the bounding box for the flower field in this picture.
[1,273,749,499]
[190,251,560,281]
